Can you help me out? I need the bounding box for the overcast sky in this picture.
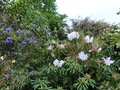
[56,0,120,24]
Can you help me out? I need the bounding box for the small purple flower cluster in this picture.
[2,27,37,46]
[21,35,35,46]
[21,41,26,45]
[5,73,10,78]
[4,70,16,78]
[4,36,13,44]
[3,27,11,34]
[27,35,35,42]
[16,30,20,34]
[24,30,29,34]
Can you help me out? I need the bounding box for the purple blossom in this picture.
[12,22,15,26]
[3,36,13,44]
[4,40,9,44]
[8,39,13,44]
[13,70,16,74]
[16,30,20,34]
[29,36,35,42]
[5,73,10,78]
[6,27,11,31]
[3,30,7,34]
[4,39,13,44]
[7,36,12,39]
[21,41,26,45]
[26,35,35,42]
[24,30,28,34]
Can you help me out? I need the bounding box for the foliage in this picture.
[69,17,111,36]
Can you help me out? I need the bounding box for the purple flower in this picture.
[3,30,7,34]
[5,73,10,78]
[12,22,15,26]
[26,35,35,42]
[4,39,13,44]
[16,30,20,34]
[24,30,28,34]
[29,36,35,42]
[21,41,26,45]
[13,70,16,74]
[6,27,11,31]
[4,40,9,44]
[8,39,13,44]
[7,36,12,39]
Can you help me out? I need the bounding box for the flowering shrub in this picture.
[29,31,119,90]
[0,0,120,90]
[0,27,120,89]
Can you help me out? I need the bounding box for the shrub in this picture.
[69,17,112,36]
[0,1,120,90]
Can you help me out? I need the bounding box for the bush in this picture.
[0,0,120,90]
[69,17,111,36]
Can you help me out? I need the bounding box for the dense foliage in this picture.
[69,17,111,36]
[0,0,120,90]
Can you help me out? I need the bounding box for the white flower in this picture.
[12,60,16,63]
[47,45,54,50]
[53,59,65,67]
[98,47,102,52]
[51,40,56,44]
[67,31,80,40]
[78,51,88,61]
[89,50,92,52]
[0,56,4,60]
[59,44,65,49]
[103,57,114,66]
[51,53,55,57]
[85,35,94,43]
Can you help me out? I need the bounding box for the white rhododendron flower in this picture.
[59,44,65,49]
[85,35,94,43]
[103,57,114,66]
[67,31,80,40]
[98,47,102,52]
[0,56,4,60]
[53,59,65,67]
[12,60,16,63]
[78,51,88,61]
[47,45,54,50]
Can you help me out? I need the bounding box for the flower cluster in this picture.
[78,51,88,61]
[4,36,13,44]
[0,56,4,60]
[3,27,11,34]
[53,59,65,67]
[2,27,37,46]
[47,45,54,50]
[58,44,65,49]
[48,31,114,67]
[67,31,80,40]
[49,31,114,67]
[103,57,114,66]
[84,35,94,43]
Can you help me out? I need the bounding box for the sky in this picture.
[56,0,120,24]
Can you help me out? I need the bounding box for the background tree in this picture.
[69,17,111,36]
